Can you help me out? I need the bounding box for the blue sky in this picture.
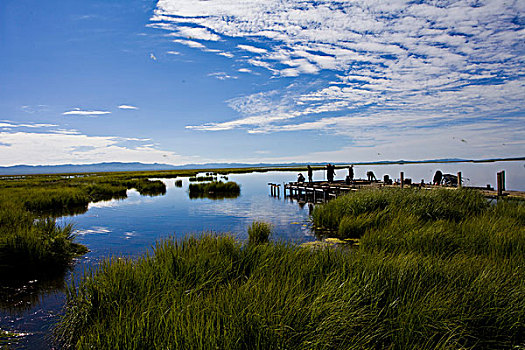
[0,0,523,166]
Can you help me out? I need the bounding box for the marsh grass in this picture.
[312,188,489,238]
[55,221,525,349]
[248,221,272,245]
[188,181,240,199]
[54,187,525,349]
[189,176,216,182]
[0,201,87,279]
[0,175,166,277]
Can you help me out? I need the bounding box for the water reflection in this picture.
[188,192,241,200]
[0,273,66,313]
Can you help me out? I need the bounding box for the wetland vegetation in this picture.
[1,168,524,349]
[188,181,241,199]
[54,187,524,349]
[0,172,169,281]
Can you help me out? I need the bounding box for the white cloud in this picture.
[208,72,237,80]
[237,44,267,54]
[217,51,234,58]
[118,105,139,110]
[172,39,207,49]
[63,109,111,116]
[238,68,252,73]
[0,129,193,166]
[152,0,524,153]
[171,26,220,41]
[0,121,57,128]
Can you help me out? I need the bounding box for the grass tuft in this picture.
[188,181,240,199]
[248,221,272,245]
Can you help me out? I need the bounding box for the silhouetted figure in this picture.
[326,164,334,183]
[367,171,377,181]
[307,165,313,183]
[383,174,392,185]
[297,173,305,183]
[433,170,443,185]
[348,165,354,181]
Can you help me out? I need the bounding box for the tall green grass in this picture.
[188,181,241,199]
[312,188,489,238]
[0,175,165,278]
[248,221,272,245]
[0,200,87,279]
[55,217,525,349]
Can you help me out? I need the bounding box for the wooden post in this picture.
[400,172,404,188]
[277,185,280,197]
[501,171,506,191]
[457,172,462,188]
[497,172,503,196]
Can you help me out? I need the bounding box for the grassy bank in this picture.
[0,200,87,279]
[0,174,167,279]
[55,191,524,349]
[312,188,489,238]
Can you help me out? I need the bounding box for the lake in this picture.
[1,161,524,348]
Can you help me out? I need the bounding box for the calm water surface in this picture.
[1,163,523,348]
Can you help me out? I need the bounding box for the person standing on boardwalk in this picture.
[327,164,335,183]
[348,165,354,181]
[307,165,313,183]
[433,170,443,185]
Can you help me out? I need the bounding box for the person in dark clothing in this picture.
[433,170,443,185]
[367,171,377,181]
[297,173,305,183]
[307,165,313,183]
[348,165,354,181]
[327,164,335,183]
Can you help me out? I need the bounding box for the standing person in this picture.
[348,165,354,181]
[327,164,335,183]
[433,170,443,185]
[307,165,313,183]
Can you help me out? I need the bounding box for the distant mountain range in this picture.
[0,157,523,175]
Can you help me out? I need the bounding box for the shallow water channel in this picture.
[1,162,523,348]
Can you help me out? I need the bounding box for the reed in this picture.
[0,200,87,279]
[248,221,272,245]
[0,175,166,277]
[54,217,525,349]
[189,176,216,182]
[312,188,488,237]
[188,181,241,199]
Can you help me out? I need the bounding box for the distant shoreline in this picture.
[0,157,523,176]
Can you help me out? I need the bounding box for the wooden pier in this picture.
[268,170,525,203]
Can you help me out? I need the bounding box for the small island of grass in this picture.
[189,181,241,199]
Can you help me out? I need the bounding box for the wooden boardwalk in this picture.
[268,180,525,203]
